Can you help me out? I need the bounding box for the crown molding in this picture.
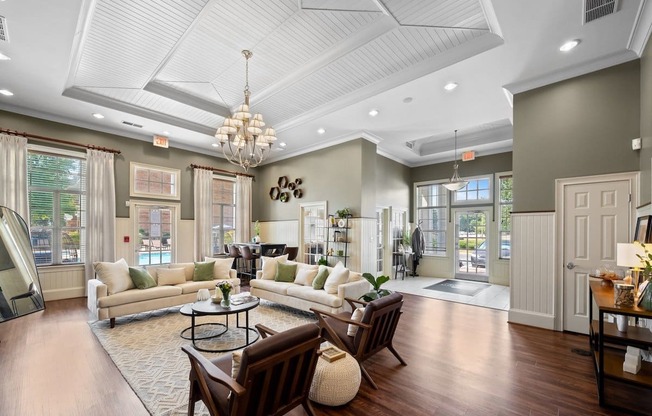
[628,0,652,56]
[143,81,231,118]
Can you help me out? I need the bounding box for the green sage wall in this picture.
[640,38,652,206]
[375,154,411,210]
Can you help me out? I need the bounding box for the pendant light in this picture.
[442,129,468,191]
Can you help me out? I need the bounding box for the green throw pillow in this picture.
[193,261,216,281]
[312,265,330,290]
[128,267,157,289]
[275,262,297,283]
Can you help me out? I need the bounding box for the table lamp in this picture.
[617,243,645,291]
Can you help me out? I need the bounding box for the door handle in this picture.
[566,262,576,270]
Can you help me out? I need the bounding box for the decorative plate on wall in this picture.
[280,192,290,203]
[278,176,289,189]
[295,178,302,185]
[269,187,280,200]
[293,189,302,198]
[288,182,296,190]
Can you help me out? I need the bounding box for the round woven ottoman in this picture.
[309,352,361,406]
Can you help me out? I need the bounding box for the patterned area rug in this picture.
[88,300,316,416]
[424,279,490,297]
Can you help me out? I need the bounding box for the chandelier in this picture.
[442,129,468,191]
[215,50,276,172]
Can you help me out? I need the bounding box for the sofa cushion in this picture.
[97,285,183,308]
[128,267,157,289]
[94,258,134,295]
[348,271,362,282]
[177,280,220,294]
[275,262,297,283]
[193,261,215,281]
[204,257,235,279]
[324,262,349,294]
[294,263,319,286]
[249,279,295,295]
[286,285,343,308]
[312,265,329,290]
[158,268,186,285]
[347,307,365,336]
[146,265,161,284]
[261,255,288,280]
[168,263,194,281]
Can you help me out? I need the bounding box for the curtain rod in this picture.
[190,163,255,179]
[0,128,121,154]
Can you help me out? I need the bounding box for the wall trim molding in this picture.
[508,309,555,330]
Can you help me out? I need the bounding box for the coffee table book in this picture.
[320,346,346,363]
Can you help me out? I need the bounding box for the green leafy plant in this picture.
[636,241,652,279]
[254,220,261,235]
[336,208,352,218]
[318,257,328,266]
[359,273,391,302]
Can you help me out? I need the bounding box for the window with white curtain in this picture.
[212,177,236,255]
[27,147,86,266]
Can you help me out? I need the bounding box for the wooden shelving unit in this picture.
[589,281,652,414]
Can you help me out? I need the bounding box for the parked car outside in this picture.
[470,241,511,267]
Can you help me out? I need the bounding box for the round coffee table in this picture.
[182,297,260,353]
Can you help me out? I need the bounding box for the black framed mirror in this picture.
[0,206,45,321]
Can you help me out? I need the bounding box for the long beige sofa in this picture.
[250,256,370,314]
[87,258,240,328]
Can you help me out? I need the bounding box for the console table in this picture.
[589,281,652,414]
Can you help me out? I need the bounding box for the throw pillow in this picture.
[312,265,330,290]
[204,257,234,279]
[323,261,350,294]
[93,258,133,295]
[294,263,319,286]
[193,261,215,281]
[261,254,289,280]
[347,307,365,336]
[231,350,243,379]
[128,267,157,289]
[157,268,186,285]
[274,262,297,283]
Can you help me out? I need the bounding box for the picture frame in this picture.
[638,280,650,306]
[634,215,652,243]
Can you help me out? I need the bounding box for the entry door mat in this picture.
[424,279,490,297]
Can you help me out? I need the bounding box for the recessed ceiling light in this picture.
[279,142,287,147]
[0,52,10,61]
[211,143,219,147]
[403,97,413,104]
[92,113,105,119]
[317,128,326,135]
[163,130,170,135]
[560,39,580,52]
[444,82,458,91]
[368,109,379,117]
[0,89,14,96]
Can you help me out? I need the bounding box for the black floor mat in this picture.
[423,279,490,297]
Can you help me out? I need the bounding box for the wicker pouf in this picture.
[309,352,361,406]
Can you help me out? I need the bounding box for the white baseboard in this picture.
[508,308,556,330]
[43,287,85,301]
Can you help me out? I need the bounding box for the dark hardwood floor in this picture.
[0,293,641,415]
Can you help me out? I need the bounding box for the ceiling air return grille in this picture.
[122,121,143,128]
[0,16,8,42]
[583,0,618,24]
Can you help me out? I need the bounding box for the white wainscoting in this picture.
[38,264,85,301]
[508,212,556,330]
[259,220,299,246]
[350,218,376,274]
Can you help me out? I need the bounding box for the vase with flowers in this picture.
[216,281,233,308]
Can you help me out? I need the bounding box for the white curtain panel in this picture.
[0,134,29,220]
[85,149,116,287]
[235,175,252,243]
[193,168,213,261]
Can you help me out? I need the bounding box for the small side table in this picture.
[309,352,361,406]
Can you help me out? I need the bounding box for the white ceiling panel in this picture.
[385,0,488,29]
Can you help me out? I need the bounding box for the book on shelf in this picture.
[320,346,346,363]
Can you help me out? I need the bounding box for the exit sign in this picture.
[153,135,169,148]
[461,151,475,161]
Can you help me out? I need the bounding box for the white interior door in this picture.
[563,180,630,333]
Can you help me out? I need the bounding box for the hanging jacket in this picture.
[411,227,425,260]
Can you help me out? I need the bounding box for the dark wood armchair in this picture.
[181,323,322,416]
[311,292,406,389]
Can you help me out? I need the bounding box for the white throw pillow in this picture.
[157,268,186,285]
[93,258,133,295]
[231,350,243,379]
[347,307,365,336]
[205,257,235,279]
[294,263,319,286]
[323,261,349,294]
[260,254,288,280]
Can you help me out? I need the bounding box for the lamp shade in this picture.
[617,243,645,268]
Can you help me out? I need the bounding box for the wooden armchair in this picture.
[181,323,322,416]
[311,292,406,389]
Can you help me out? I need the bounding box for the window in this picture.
[28,149,86,266]
[415,183,448,255]
[135,203,176,266]
[454,177,491,203]
[212,177,236,255]
[498,175,513,259]
[130,162,180,200]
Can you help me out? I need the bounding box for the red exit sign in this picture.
[153,135,169,148]
[461,151,475,162]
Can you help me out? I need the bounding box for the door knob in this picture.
[566,262,576,270]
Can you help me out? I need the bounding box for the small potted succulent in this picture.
[336,208,352,218]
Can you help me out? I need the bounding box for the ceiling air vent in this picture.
[0,16,8,42]
[405,141,415,149]
[583,0,618,24]
[122,120,143,128]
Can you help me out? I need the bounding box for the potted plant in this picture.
[359,273,391,301]
[252,220,261,243]
[336,208,352,218]
[318,257,328,266]
[215,281,233,307]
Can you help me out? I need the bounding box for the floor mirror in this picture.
[0,206,45,321]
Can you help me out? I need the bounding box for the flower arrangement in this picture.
[216,281,233,295]
[254,220,261,236]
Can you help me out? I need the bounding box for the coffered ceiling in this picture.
[0,0,650,167]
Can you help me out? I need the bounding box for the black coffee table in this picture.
[180,297,260,353]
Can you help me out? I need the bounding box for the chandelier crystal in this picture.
[215,50,276,172]
[442,129,468,191]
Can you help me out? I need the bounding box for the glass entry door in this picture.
[455,209,489,282]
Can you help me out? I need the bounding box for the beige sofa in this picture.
[250,258,370,314]
[87,258,240,328]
